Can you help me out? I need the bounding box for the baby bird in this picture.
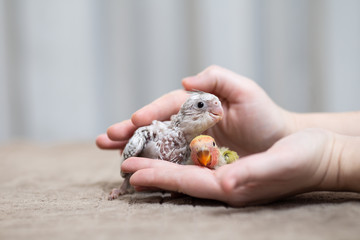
[109,92,223,200]
[189,135,239,169]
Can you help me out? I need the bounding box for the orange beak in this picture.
[196,149,212,167]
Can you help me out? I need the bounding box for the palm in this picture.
[217,129,330,206]
[123,129,330,207]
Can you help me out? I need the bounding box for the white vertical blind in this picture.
[321,0,360,112]
[1,0,359,142]
[0,0,10,140]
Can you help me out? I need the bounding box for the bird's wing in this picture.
[122,127,148,160]
[119,126,149,177]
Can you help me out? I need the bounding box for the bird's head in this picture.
[172,91,223,142]
[189,135,220,168]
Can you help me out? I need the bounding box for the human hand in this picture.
[121,129,340,207]
[96,65,295,156]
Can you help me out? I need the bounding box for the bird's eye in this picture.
[197,101,204,108]
[212,141,216,147]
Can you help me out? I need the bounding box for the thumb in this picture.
[219,151,281,193]
[182,65,256,101]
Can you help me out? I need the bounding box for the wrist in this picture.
[286,111,312,135]
[285,111,360,136]
[316,133,360,192]
[336,135,360,192]
[281,110,301,137]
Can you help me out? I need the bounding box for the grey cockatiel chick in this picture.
[108,91,223,200]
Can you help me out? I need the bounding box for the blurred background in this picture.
[0,0,359,142]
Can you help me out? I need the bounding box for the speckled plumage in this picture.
[108,92,223,200]
[122,120,188,166]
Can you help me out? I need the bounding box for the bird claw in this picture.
[108,188,121,200]
[108,176,134,200]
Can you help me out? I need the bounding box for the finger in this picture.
[121,157,179,173]
[219,152,282,192]
[131,90,189,127]
[182,65,255,102]
[96,134,128,149]
[219,152,304,207]
[126,161,223,200]
[107,119,137,141]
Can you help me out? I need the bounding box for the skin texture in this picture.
[121,129,334,206]
[122,129,360,207]
[97,65,360,207]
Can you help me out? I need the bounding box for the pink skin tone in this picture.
[97,65,360,207]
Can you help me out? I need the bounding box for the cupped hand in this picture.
[181,65,295,155]
[96,65,295,156]
[121,129,335,207]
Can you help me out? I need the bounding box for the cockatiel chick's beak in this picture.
[209,100,223,120]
